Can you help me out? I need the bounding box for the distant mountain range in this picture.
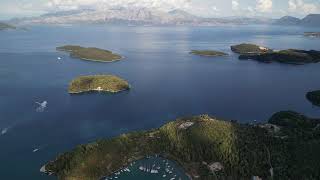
[274,14,320,26]
[9,7,320,27]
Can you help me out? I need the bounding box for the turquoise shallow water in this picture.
[0,25,319,179]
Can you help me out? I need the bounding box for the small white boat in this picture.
[1,128,8,135]
[33,148,39,153]
[36,101,48,111]
[57,57,62,60]
[123,168,129,172]
[151,169,159,174]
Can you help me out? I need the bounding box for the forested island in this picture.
[304,32,320,37]
[190,50,228,57]
[231,43,320,64]
[306,90,320,106]
[57,45,122,62]
[231,43,272,54]
[0,22,16,30]
[68,75,130,94]
[41,111,320,180]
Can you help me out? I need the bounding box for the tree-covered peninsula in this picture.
[238,49,320,65]
[41,111,320,180]
[57,45,122,62]
[68,75,130,94]
[231,43,320,64]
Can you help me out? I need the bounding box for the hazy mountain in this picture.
[301,14,320,26]
[274,14,320,26]
[11,8,201,25]
[273,16,301,26]
[10,7,275,26]
[10,6,319,27]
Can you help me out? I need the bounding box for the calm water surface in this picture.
[0,25,320,179]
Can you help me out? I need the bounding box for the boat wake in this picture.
[36,101,48,112]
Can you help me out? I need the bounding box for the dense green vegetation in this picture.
[306,90,320,106]
[231,43,272,54]
[42,112,320,180]
[190,50,228,57]
[0,22,16,30]
[68,75,130,94]
[57,45,122,62]
[239,49,320,64]
[268,111,320,179]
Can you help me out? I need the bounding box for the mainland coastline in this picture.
[41,111,320,180]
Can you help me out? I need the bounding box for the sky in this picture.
[0,0,319,20]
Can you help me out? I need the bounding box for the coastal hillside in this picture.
[43,112,320,180]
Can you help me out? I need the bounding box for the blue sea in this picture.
[0,24,320,180]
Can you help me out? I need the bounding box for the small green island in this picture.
[190,50,228,57]
[304,32,320,38]
[57,45,122,62]
[306,90,320,106]
[68,75,130,94]
[0,22,16,31]
[231,43,272,54]
[41,111,320,180]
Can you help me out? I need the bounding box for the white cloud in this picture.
[256,0,273,12]
[247,6,254,13]
[232,0,239,10]
[288,0,320,15]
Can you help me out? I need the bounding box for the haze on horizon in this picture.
[0,0,319,20]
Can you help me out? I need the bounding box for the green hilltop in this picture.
[42,111,320,180]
